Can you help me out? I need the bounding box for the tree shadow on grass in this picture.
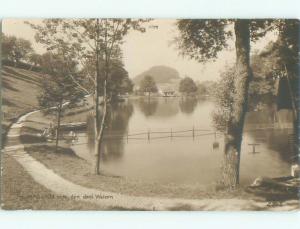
[20,134,46,144]
[108,206,147,211]
[2,78,19,92]
[3,67,42,86]
[2,98,18,107]
[21,126,41,134]
[167,203,194,211]
[26,144,80,157]
[65,107,93,117]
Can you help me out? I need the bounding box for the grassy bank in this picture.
[1,66,42,145]
[24,144,256,200]
[0,65,101,210]
[1,154,101,210]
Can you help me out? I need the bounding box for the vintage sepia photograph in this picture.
[0,18,299,211]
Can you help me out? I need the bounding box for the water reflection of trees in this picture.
[219,109,296,187]
[179,98,198,114]
[245,110,295,163]
[246,129,295,163]
[155,98,179,117]
[137,98,158,117]
[102,101,134,161]
[137,98,181,118]
[86,101,134,162]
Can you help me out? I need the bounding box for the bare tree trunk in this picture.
[55,102,62,152]
[94,18,110,175]
[223,20,252,188]
[95,79,108,174]
[284,64,297,123]
[94,18,101,174]
[93,52,100,174]
[93,85,100,174]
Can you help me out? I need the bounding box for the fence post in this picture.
[170,128,173,141]
[192,126,195,140]
[248,143,260,154]
[126,131,128,143]
[148,129,150,143]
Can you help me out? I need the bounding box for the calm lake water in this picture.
[71,97,294,187]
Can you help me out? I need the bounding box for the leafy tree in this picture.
[119,77,134,95]
[269,20,299,151]
[175,19,285,187]
[28,19,150,174]
[250,20,299,142]
[139,75,158,99]
[176,19,300,187]
[1,33,15,61]
[179,77,198,96]
[81,57,133,100]
[259,20,298,118]
[28,53,42,70]
[212,66,236,132]
[15,38,33,64]
[38,52,85,150]
[110,69,134,98]
[2,34,33,66]
[109,60,134,97]
[247,45,280,111]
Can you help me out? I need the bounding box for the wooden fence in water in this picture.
[68,125,296,149]
[105,127,219,142]
[71,127,221,144]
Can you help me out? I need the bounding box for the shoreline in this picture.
[19,106,254,200]
[19,102,296,202]
[24,144,255,200]
[7,93,298,210]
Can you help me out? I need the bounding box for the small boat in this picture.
[64,131,78,144]
[58,122,87,131]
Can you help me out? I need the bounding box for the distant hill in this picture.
[133,65,181,85]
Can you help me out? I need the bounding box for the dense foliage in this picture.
[212,67,236,132]
[38,51,85,150]
[139,75,158,96]
[178,77,198,96]
[2,33,34,66]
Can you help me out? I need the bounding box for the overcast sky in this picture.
[2,19,276,82]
